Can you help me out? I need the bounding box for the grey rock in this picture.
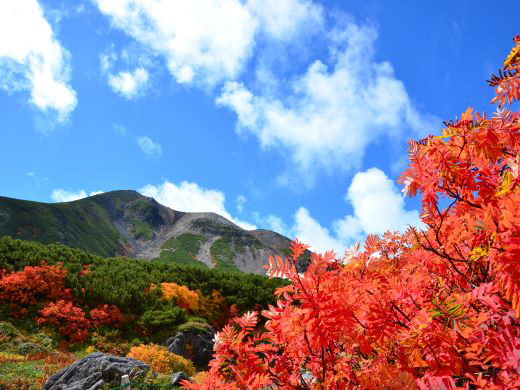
[42,352,150,390]
[171,371,194,386]
[166,324,215,369]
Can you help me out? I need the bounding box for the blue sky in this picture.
[1,0,518,255]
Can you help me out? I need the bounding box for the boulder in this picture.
[42,352,151,390]
[171,371,194,386]
[166,323,215,369]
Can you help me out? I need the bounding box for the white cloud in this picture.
[108,67,149,99]
[217,22,437,184]
[137,136,162,158]
[257,168,423,255]
[340,168,422,235]
[0,0,77,121]
[246,0,323,41]
[89,191,104,196]
[94,0,257,86]
[51,189,104,202]
[100,47,151,99]
[140,180,256,230]
[292,207,347,254]
[236,195,247,213]
[93,0,322,86]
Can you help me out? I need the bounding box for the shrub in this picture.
[127,344,195,375]
[193,290,230,328]
[17,342,47,355]
[36,300,90,343]
[140,306,187,331]
[185,316,207,324]
[0,263,69,312]
[33,334,54,350]
[0,322,19,339]
[151,282,200,310]
[177,322,211,333]
[90,330,131,356]
[89,304,125,327]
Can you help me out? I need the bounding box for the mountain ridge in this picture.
[0,190,295,274]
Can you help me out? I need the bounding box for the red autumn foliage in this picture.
[0,262,69,312]
[182,36,520,389]
[37,300,91,343]
[89,304,125,327]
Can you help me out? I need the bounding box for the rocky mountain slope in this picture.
[0,190,295,274]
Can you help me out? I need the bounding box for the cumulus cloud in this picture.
[51,189,104,202]
[339,168,422,235]
[100,47,151,99]
[137,136,162,158]
[217,22,436,184]
[93,0,322,86]
[257,168,423,254]
[140,180,256,230]
[0,0,77,121]
[108,67,149,99]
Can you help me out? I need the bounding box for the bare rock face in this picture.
[42,352,150,390]
[166,323,216,369]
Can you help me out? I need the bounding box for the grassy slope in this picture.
[156,233,208,268]
[210,237,240,272]
[0,196,123,257]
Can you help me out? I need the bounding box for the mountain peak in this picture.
[0,191,293,274]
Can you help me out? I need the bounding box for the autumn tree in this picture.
[183,35,520,389]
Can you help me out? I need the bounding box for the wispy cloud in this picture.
[137,136,162,158]
[0,0,77,122]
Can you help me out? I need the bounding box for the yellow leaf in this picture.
[504,44,520,68]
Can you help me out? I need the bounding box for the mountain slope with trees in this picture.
[0,190,295,274]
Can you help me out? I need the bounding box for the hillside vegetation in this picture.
[0,190,295,274]
[0,236,288,387]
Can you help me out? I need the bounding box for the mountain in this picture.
[0,190,296,274]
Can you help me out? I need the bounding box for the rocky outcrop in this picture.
[42,352,150,390]
[166,323,216,369]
